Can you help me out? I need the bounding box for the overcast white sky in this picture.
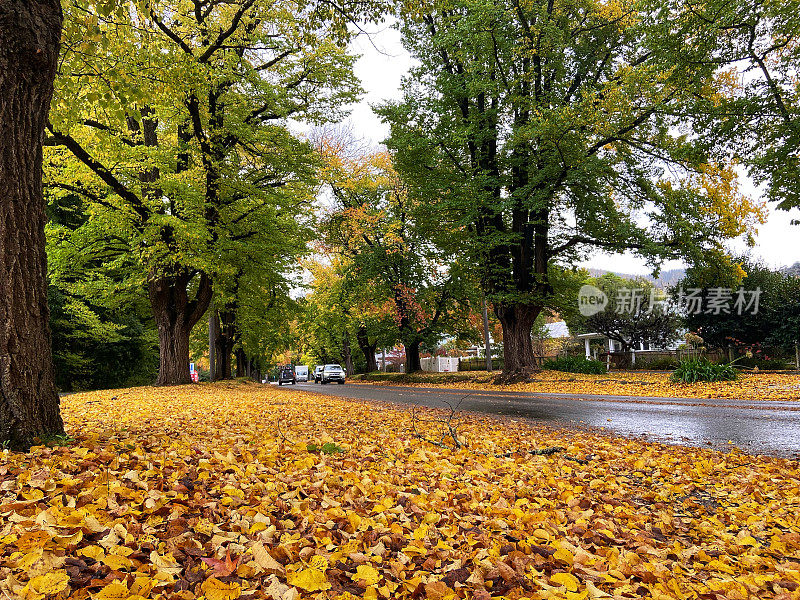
[340,27,800,275]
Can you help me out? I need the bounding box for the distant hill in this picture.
[590,262,800,284]
[782,262,800,277]
[587,268,686,289]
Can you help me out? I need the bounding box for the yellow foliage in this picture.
[0,382,797,600]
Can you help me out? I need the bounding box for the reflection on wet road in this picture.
[285,382,800,458]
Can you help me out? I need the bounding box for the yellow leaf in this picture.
[79,545,105,561]
[738,535,759,547]
[586,581,612,599]
[26,571,70,597]
[92,581,129,600]
[150,551,182,575]
[353,564,380,586]
[287,568,331,592]
[553,548,575,565]
[102,554,133,571]
[201,577,241,600]
[551,572,580,592]
[251,542,284,575]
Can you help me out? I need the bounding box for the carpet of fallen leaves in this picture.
[2,382,800,600]
[354,371,800,401]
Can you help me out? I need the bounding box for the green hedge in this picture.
[542,356,606,375]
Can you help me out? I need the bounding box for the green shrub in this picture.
[671,358,738,383]
[542,356,606,375]
[731,356,790,370]
[633,357,679,370]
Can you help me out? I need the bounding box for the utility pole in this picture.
[795,341,799,371]
[482,295,492,372]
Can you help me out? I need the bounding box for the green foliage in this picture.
[45,0,373,382]
[730,356,791,371]
[696,0,800,212]
[383,0,766,370]
[632,357,679,371]
[542,356,606,375]
[49,285,158,390]
[671,358,738,383]
[676,257,800,353]
[307,442,345,455]
[47,193,158,391]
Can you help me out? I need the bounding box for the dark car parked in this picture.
[278,366,296,386]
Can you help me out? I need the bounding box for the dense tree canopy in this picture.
[382,0,767,374]
[678,258,800,358]
[45,0,376,384]
[700,0,800,212]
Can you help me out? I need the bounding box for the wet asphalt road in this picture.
[280,382,800,458]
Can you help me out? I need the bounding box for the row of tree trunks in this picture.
[0,0,65,448]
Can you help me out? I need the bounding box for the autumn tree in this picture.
[45,0,378,385]
[698,0,800,212]
[318,143,467,373]
[383,0,766,375]
[0,0,65,448]
[303,259,398,373]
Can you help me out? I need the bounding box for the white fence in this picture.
[420,356,461,372]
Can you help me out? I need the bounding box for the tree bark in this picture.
[211,308,235,380]
[235,348,247,377]
[495,303,541,374]
[148,271,211,385]
[0,0,65,449]
[356,325,378,373]
[405,340,422,373]
[342,330,354,376]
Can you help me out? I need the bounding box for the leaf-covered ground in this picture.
[353,371,800,401]
[2,382,799,600]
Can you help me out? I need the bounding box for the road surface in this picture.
[279,382,800,458]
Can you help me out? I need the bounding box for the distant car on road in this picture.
[278,366,296,386]
[313,365,324,383]
[320,364,346,385]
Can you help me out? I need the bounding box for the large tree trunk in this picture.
[235,348,247,377]
[0,0,65,449]
[405,340,422,373]
[496,303,541,374]
[148,271,211,386]
[211,308,235,380]
[342,330,354,375]
[356,325,378,373]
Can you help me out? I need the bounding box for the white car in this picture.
[320,364,346,385]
